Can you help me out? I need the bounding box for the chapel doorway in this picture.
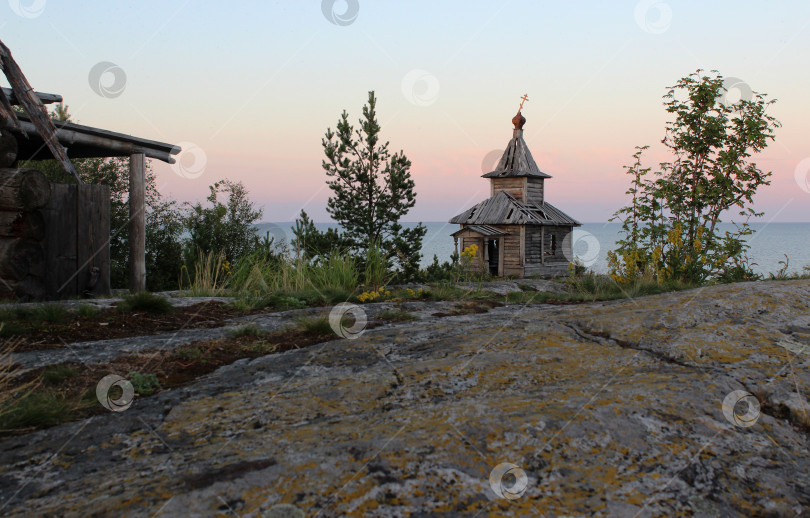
[487,239,499,276]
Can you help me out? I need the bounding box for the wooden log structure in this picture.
[0,129,17,167]
[0,168,51,211]
[0,237,42,280]
[0,210,45,240]
[0,166,48,300]
[0,275,45,301]
[129,153,146,292]
[0,39,179,295]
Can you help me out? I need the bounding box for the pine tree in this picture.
[320,91,426,279]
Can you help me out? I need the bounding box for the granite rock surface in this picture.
[1,280,809,517]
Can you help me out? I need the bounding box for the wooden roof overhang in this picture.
[9,113,179,164]
[449,191,581,227]
[451,224,508,237]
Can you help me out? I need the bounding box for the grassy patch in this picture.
[35,304,69,323]
[42,364,79,385]
[117,292,173,314]
[0,390,95,431]
[76,304,99,318]
[295,315,334,336]
[0,320,30,338]
[228,324,266,338]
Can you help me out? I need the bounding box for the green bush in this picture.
[183,180,264,267]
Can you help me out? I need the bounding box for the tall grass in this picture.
[0,336,40,429]
[309,252,358,292]
[183,249,360,307]
[364,242,390,290]
[180,249,230,296]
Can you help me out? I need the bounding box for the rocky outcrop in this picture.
[1,280,809,517]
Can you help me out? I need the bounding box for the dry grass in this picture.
[0,332,41,429]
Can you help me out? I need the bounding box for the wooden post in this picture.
[129,153,145,292]
[541,226,545,266]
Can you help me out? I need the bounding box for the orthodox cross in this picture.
[518,93,529,111]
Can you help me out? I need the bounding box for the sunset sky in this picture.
[2,1,809,222]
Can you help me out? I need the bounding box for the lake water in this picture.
[257,222,810,276]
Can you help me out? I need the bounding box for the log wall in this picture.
[490,178,525,201]
[0,168,50,300]
[526,177,544,204]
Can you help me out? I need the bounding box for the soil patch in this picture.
[1,301,266,352]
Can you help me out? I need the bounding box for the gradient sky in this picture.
[2,1,809,222]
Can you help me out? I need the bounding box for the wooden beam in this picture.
[128,153,145,292]
[11,117,178,163]
[0,38,81,183]
[1,87,62,105]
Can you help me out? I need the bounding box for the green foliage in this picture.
[292,210,347,260]
[608,70,780,285]
[419,255,459,283]
[117,292,173,314]
[320,91,427,279]
[128,371,161,396]
[183,180,264,267]
[146,198,185,292]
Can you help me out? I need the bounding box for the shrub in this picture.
[183,180,263,266]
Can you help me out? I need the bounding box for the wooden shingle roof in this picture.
[482,132,551,179]
[449,191,580,226]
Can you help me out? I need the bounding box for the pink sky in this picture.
[3,1,809,222]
